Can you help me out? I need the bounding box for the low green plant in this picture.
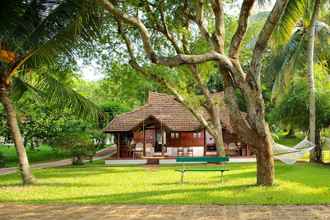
[50,132,97,165]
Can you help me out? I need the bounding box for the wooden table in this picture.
[142,156,166,165]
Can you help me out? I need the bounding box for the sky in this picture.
[79,0,275,81]
[77,59,104,81]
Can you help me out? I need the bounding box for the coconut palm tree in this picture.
[306,0,321,161]
[267,0,329,162]
[0,0,103,184]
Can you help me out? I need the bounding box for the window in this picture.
[193,132,202,138]
[171,132,180,139]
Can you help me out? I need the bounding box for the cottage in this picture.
[104,92,252,158]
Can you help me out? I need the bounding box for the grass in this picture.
[276,131,304,146]
[0,161,330,205]
[0,145,70,167]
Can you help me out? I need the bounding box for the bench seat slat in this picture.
[175,168,229,172]
[176,156,229,163]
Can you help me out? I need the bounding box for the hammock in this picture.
[273,139,316,165]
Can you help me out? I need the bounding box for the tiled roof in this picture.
[104,92,235,132]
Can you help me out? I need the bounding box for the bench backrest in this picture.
[176,156,229,163]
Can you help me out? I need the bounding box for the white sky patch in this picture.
[225,0,275,16]
[77,59,104,81]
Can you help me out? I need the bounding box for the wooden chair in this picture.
[145,143,154,156]
[177,147,184,156]
[187,147,193,157]
[133,143,143,159]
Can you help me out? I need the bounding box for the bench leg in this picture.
[220,171,224,184]
[181,171,184,184]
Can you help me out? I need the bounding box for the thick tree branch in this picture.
[229,0,255,59]
[189,65,213,112]
[100,0,234,69]
[158,3,182,54]
[142,0,181,54]
[222,72,258,147]
[211,0,225,53]
[117,21,134,59]
[195,0,212,43]
[99,0,156,61]
[250,0,289,79]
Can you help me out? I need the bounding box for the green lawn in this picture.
[0,145,70,167]
[0,161,330,205]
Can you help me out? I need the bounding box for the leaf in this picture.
[20,70,104,121]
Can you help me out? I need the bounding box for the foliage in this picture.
[269,68,330,132]
[1,162,330,204]
[0,0,103,69]
[74,62,163,108]
[49,132,96,165]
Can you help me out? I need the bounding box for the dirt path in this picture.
[0,147,115,175]
[0,204,329,220]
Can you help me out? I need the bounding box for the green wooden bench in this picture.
[175,156,229,184]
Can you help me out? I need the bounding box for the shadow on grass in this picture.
[0,184,255,204]
[2,182,327,205]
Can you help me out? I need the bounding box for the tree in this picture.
[50,132,97,165]
[0,0,102,184]
[307,0,321,161]
[266,0,329,161]
[270,70,330,150]
[96,0,294,185]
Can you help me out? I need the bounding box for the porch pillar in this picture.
[143,129,146,156]
[161,128,164,156]
[117,133,120,159]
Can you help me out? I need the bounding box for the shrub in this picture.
[50,132,97,165]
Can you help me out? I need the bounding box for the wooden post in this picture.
[143,128,146,156]
[203,129,206,156]
[161,128,164,156]
[117,133,120,159]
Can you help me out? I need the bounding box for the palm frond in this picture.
[11,73,43,102]
[267,29,307,99]
[21,70,104,121]
[1,0,103,69]
[272,0,308,46]
[25,0,103,68]
[11,76,29,101]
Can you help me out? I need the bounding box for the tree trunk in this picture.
[0,88,35,185]
[285,128,295,138]
[213,110,226,156]
[214,131,225,156]
[255,131,275,186]
[314,129,322,162]
[308,0,320,162]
